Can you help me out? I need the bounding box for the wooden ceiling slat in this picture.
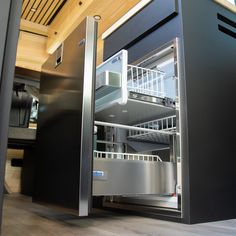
[27,0,42,21]
[22,0,35,19]
[21,0,30,17]
[25,0,37,20]
[38,1,55,25]
[41,0,60,26]
[26,8,34,21]
[35,0,53,24]
[21,0,66,26]
[43,0,62,26]
[21,0,26,15]
[31,0,47,22]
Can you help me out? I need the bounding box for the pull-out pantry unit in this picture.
[33,0,236,224]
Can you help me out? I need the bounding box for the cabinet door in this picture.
[33,17,97,216]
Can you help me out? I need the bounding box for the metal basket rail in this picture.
[94,150,162,162]
[127,65,165,98]
[128,115,176,139]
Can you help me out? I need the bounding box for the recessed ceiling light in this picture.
[93,15,101,21]
[122,110,128,113]
[31,8,37,12]
[109,114,115,118]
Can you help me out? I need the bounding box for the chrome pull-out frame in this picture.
[93,39,181,213]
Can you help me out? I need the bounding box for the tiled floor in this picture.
[2,194,236,236]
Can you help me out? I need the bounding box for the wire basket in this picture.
[128,115,176,140]
[127,65,165,98]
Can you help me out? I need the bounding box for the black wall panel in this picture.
[104,0,179,60]
[181,0,236,223]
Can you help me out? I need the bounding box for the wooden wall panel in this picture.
[16,31,48,72]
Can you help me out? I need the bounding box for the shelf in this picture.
[127,115,176,144]
[95,51,173,114]
[128,132,171,144]
[95,92,175,125]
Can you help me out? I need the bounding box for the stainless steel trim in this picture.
[110,195,178,209]
[175,37,189,220]
[79,17,97,216]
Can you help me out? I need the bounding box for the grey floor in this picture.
[2,194,236,236]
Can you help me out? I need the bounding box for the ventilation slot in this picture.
[217,13,236,39]
[218,25,236,38]
[217,13,236,28]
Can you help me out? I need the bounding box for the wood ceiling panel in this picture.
[42,0,61,25]
[21,0,66,26]
[18,0,143,71]
[96,0,140,37]
[16,31,48,71]
[26,0,42,21]
[35,0,54,24]
[30,0,47,22]
[47,0,140,51]
[22,0,35,19]
[21,0,30,15]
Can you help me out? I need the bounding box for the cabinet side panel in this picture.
[34,18,97,216]
[181,0,236,223]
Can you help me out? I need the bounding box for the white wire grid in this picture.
[128,115,176,139]
[94,150,162,162]
[127,65,165,98]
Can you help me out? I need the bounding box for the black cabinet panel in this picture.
[104,0,178,60]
